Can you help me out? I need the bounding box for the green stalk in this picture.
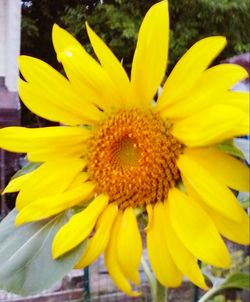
[155,280,167,302]
[141,256,167,302]
[197,287,218,302]
[141,256,157,300]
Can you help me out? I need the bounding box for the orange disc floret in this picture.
[87,109,183,209]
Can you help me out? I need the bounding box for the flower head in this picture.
[0,0,249,296]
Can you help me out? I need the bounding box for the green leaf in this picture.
[0,210,86,296]
[240,198,250,209]
[11,161,41,180]
[237,192,250,209]
[214,140,245,160]
[199,272,250,302]
[221,273,250,290]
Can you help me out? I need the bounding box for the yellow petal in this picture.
[104,213,140,297]
[168,188,230,268]
[209,209,250,245]
[52,25,121,112]
[18,57,103,124]
[18,79,84,126]
[86,23,132,107]
[146,202,182,287]
[70,172,91,188]
[160,64,249,120]
[183,176,250,246]
[52,194,109,259]
[195,63,248,92]
[2,172,34,194]
[27,144,87,162]
[52,24,84,56]
[52,24,105,110]
[0,126,89,159]
[131,0,169,108]
[144,204,153,231]
[163,91,250,121]
[156,36,227,111]
[16,180,94,226]
[75,203,118,269]
[172,104,249,147]
[185,148,249,192]
[16,159,87,210]
[218,91,250,113]
[177,152,244,222]
[163,202,208,289]
[116,207,142,285]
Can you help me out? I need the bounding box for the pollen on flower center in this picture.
[117,137,139,166]
[87,109,183,209]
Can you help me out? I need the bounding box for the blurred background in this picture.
[20,0,250,127]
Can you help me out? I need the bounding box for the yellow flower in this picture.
[0,0,249,296]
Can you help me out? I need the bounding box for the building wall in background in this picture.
[0,0,21,92]
[0,0,6,77]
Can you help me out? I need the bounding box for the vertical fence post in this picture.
[83,267,91,301]
[0,149,7,218]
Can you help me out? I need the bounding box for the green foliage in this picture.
[223,273,250,291]
[199,272,249,302]
[22,0,249,72]
[21,0,249,126]
[10,160,41,179]
[209,295,243,302]
[21,0,81,66]
[208,250,250,279]
[0,210,86,295]
[21,15,39,51]
[214,140,245,160]
[60,1,150,71]
[168,0,250,69]
[60,0,249,72]
[239,198,250,209]
[237,192,250,209]
[199,251,250,302]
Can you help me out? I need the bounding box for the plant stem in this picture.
[155,280,167,302]
[141,257,167,301]
[197,287,218,302]
[141,256,157,300]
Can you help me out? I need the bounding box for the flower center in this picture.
[117,138,139,167]
[87,109,183,209]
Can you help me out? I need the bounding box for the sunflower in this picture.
[0,0,249,297]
